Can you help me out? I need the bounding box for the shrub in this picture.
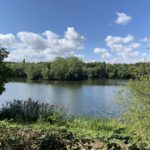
[0,98,64,123]
[117,79,150,148]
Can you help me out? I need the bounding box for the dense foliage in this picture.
[6,57,150,80]
[117,77,150,149]
[0,99,65,123]
[0,48,9,94]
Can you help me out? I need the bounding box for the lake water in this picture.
[0,80,127,117]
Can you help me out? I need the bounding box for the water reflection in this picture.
[0,80,126,117]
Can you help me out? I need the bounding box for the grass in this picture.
[0,119,128,150]
[0,117,126,139]
[66,117,124,138]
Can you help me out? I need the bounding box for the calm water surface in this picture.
[0,80,127,117]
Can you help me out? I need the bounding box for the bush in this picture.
[0,98,64,123]
[117,79,150,148]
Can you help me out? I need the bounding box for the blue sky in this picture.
[0,0,150,63]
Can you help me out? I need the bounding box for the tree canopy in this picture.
[5,56,150,80]
[0,48,9,94]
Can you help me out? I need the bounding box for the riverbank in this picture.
[0,118,135,149]
[0,99,149,149]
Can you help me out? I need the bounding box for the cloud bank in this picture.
[0,27,85,62]
[94,34,150,63]
[0,27,149,64]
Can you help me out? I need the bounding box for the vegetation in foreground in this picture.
[0,98,149,150]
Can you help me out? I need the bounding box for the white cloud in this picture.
[17,32,47,50]
[129,43,141,49]
[105,34,134,46]
[94,48,111,59]
[106,34,138,51]
[0,34,17,48]
[0,27,85,62]
[106,35,143,62]
[94,34,149,63]
[115,12,132,25]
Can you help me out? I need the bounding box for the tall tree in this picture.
[51,57,68,80]
[66,57,84,80]
[0,48,9,94]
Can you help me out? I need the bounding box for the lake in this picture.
[0,80,127,117]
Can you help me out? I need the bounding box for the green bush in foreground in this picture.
[117,78,150,149]
[0,98,65,123]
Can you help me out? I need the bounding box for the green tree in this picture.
[41,63,50,80]
[105,64,117,78]
[5,57,150,80]
[24,64,42,80]
[116,64,131,79]
[22,58,26,63]
[85,62,105,79]
[66,57,84,80]
[51,57,68,80]
[0,48,9,94]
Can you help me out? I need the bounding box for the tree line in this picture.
[6,57,150,80]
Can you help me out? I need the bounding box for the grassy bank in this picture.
[0,99,149,149]
[0,119,133,150]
